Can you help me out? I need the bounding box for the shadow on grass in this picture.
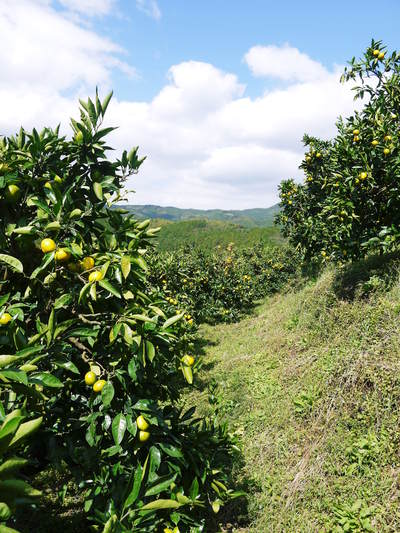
[332,250,400,301]
[14,467,87,533]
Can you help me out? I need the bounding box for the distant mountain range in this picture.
[120,204,280,227]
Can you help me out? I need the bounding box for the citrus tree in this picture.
[0,93,239,532]
[277,40,400,264]
[150,243,299,323]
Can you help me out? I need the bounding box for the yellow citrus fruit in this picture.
[93,379,106,393]
[41,238,56,253]
[384,135,392,142]
[316,152,322,158]
[81,256,95,271]
[353,135,360,142]
[0,313,12,325]
[85,371,97,386]
[139,430,150,442]
[371,140,379,146]
[5,184,21,203]
[352,129,359,135]
[182,355,195,366]
[55,249,71,263]
[373,49,380,56]
[0,163,10,175]
[89,270,103,282]
[136,415,149,431]
[359,172,367,180]
[384,148,390,155]
[44,181,52,190]
[378,52,385,60]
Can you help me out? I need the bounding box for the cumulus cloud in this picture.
[244,43,329,82]
[106,57,357,208]
[0,5,358,208]
[136,0,161,20]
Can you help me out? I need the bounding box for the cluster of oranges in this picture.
[84,371,152,442]
[40,238,102,281]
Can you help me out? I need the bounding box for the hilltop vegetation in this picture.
[122,204,280,227]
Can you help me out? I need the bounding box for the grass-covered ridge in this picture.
[188,254,400,532]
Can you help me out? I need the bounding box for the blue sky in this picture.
[1,1,400,208]
[76,0,400,100]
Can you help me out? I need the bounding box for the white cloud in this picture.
[105,57,357,209]
[58,0,115,16]
[136,0,161,20]
[0,0,134,132]
[0,6,358,210]
[244,43,328,82]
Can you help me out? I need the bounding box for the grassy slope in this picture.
[151,219,283,252]
[188,256,400,532]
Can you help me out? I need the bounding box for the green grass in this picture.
[151,219,283,251]
[186,255,400,532]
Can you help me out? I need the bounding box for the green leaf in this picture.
[121,256,131,279]
[101,91,113,116]
[148,446,161,483]
[99,279,121,298]
[93,182,103,200]
[182,365,193,385]
[0,254,23,274]
[144,474,177,497]
[145,340,156,362]
[0,479,41,500]
[31,372,63,388]
[131,255,148,271]
[128,358,137,380]
[112,413,126,446]
[69,242,83,256]
[102,382,115,407]
[69,208,82,219]
[30,252,53,279]
[158,443,184,458]
[0,457,28,478]
[123,463,142,508]
[0,502,12,521]
[12,225,35,235]
[54,294,73,309]
[78,282,91,304]
[0,347,43,368]
[0,370,28,385]
[162,314,184,330]
[189,477,199,500]
[102,514,117,533]
[54,359,79,374]
[140,499,181,511]
[8,417,42,449]
[46,308,55,346]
